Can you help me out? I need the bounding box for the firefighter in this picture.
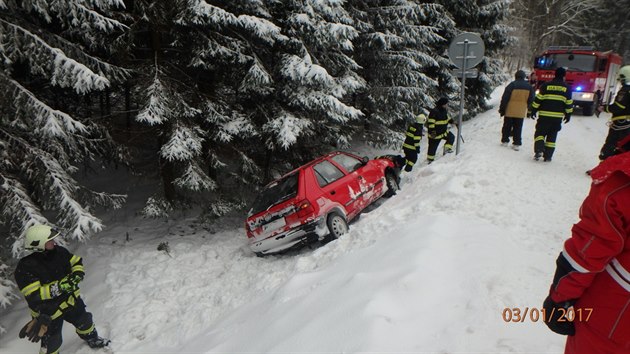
[14,225,110,353]
[530,67,573,161]
[499,70,535,150]
[402,113,426,171]
[542,134,630,354]
[596,64,630,161]
[426,97,455,163]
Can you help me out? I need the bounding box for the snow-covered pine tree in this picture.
[346,1,457,148]
[121,0,287,216]
[259,0,364,158]
[436,0,512,118]
[0,0,128,305]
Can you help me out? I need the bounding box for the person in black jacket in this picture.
[402,113,426,171]
[426,97,455,163]
[530,67,573,162]
[596,65,630,161]
[14,225,110,353]
[499,70,535,151]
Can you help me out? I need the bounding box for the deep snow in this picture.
[0,84,610,353]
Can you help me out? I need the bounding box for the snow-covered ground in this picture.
[0,85,610,353]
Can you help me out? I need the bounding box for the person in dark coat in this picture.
[14,225,110,353]
[530,67,573,162]
[596,65,630,161]
[426,97,455,163]
[499,70,535,151]
[402,113,426,171]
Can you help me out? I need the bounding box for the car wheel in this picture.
[383,171,399,198]
[322,212,348,243]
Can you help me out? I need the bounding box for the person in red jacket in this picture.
[543,134,630,354]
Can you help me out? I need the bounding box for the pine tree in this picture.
[345,1,457,147]
[0,0,128,306]
[437,0,512,118]
[120,0,290,216]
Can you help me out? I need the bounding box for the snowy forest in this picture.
[0,0,628,310]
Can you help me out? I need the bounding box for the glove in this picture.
[428,131,436,139]
[543,296,576,336]
[563,115,571,123]
[68,272,84,285]
[18,314,51,343]
[57,273,81,294]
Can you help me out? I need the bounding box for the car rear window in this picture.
[250,173,299,215]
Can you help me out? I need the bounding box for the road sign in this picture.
[448,32,485,70]
[447,33,485,156]
[453,69,479,79]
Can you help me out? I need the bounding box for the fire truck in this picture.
[532,46,622,116]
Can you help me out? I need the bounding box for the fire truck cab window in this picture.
[598,59,608,72]
[534,54,596,72]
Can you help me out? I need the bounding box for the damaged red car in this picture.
[245,151,402,256]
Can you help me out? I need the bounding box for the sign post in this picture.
[448,33,485,155]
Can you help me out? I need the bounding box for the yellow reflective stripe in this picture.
[427,155,435,160]
[76,323,95,335]
[545,142,556,148]
[405,132,415,138]
[433,121,449,125]
[566,99,573,105]
[40,283,53,300]
[538,110,565,118]
[535,136,544,142]
[51,309,63,320]
[611,115,630,121]
[21,281,41,297]
[540,94,569,102]
[71,265,84,273]
[531,102,540,108]
[402,143,415,149]
[70,255,81,265]
[445,144,453,149]
[615,101,626,110]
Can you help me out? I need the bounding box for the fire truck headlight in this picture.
[575,92,594,101]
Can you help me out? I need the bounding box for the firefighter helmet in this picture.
[24,225,59,251]
[618,65,630,85]
[416,113,427,124]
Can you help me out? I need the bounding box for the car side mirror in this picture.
[361,156,369,165]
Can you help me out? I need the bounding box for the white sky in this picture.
[0,84,609,353]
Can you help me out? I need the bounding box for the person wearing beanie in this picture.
[499,70,535,151]
[426,97,455,163]
[529,66,573,161]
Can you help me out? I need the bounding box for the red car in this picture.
[246,151,402,256]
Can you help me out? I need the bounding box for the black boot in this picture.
[82,330,110,348]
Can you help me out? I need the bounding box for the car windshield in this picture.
[250,173,299,215]
[534,54,596,72]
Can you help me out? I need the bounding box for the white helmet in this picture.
[416,113,427,124]
[619,65,630,85]
[24,225,60,251]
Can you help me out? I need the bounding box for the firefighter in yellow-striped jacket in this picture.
[426,97,455,163]
[596,65,630,161]
[530,67,573,162]
[402,113,426,171]
[14,225,109,353]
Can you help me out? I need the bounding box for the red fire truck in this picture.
[532,46,622,116]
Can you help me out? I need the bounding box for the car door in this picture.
[329,153,383,212]
[311,158,361,218]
